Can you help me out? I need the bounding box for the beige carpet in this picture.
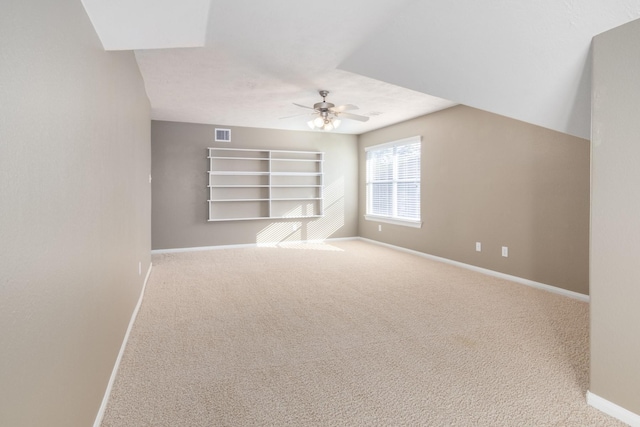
[101,240,624,426]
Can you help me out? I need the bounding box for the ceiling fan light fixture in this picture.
[313,116,324,127]
[307,120,315,129]
[323,122,334,131]
[332,118,341,129]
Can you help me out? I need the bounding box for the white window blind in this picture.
[365,136,422,228]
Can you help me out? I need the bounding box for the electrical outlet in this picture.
[476,242,482,252]
[502,246,509,257]
[378,224,382,232]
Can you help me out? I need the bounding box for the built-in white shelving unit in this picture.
[207,148,324,221]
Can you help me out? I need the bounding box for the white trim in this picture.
[357,237,589,302]
[364,135,421,152]
[587,391,640,426]
[364,214,423,228]
[152,237,589,302]
[150,237,360,254]
[93,262,153,427]
[365,137,422,225]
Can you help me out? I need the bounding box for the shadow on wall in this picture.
[256,177,344,246]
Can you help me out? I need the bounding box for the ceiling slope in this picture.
[81,0,210,50]
[339,0,640,139]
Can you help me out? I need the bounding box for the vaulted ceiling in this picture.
[81,0,640,137]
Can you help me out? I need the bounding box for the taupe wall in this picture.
[152,121,358,249]
[591,19,640,415]
[0,1,151,426]
[358,105,590,295]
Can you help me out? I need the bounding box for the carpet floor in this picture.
[101,240,625,426]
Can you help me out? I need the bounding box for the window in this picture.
[365,136,422,228]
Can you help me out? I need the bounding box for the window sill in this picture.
[364,215,423,229]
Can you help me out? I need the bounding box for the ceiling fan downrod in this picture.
[314,90,335,111]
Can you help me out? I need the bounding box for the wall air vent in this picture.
[215,128,231,142]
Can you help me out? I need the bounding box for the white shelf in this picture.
[208,198,270,202]
[208,217,269,222]
[209,171,269,176]
[271,158,323,162]
[272,197,322,201]
[207,215,324,222]
[269,149,322,155]
[208,185,271,188]
[271,172,322,176]
[208,156,270,161]
[207,147,324,222]
[271,185,322,188]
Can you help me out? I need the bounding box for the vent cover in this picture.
[215,128,231,142]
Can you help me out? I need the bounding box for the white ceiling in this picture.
[81,0,210,50]
[81,0,640,137]
[340,0,640,139]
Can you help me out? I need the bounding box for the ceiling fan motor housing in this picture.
[313,101,335,111]
[314,90,334,113]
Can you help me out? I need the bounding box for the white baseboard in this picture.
[357,237,589,302]
[93,262,153,427]
[587,391,640,426]
[150,237,359,254]
[151,237,587,302]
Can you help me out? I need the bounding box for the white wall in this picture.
[0,1,151,425]
[590,17,640,419]
[151,121,358,250]
[358,106,590,295]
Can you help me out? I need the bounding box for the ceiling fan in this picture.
[284,90,370,131]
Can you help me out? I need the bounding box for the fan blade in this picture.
[339,112,370,122]
[292,102,316,110]
[331,104,358,113]
[279,112,316,120]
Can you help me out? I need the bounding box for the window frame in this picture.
[364,136,423,229]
